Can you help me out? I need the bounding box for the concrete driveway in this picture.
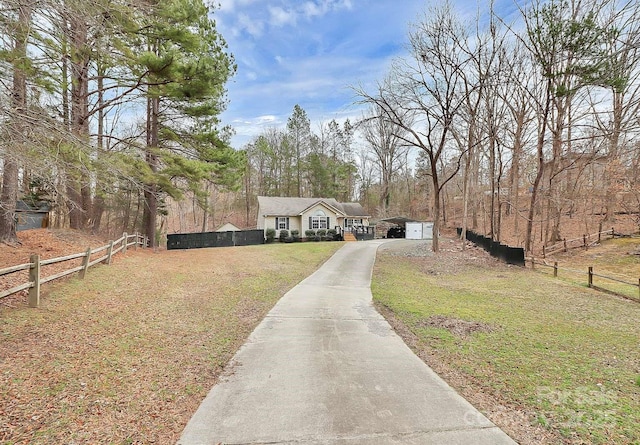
[177,240,517,444]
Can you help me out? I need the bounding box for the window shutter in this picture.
[308,216,312,230]
[286,217,290,230]
[326,217,330,229]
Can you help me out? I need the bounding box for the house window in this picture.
[276,217,289,230]
[310,210,329,230]
[345,218,363,228]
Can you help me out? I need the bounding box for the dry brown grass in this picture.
[0,242,342,444]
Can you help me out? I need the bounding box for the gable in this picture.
[257,196,370,219]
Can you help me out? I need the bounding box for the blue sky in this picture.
[214,0,428,148]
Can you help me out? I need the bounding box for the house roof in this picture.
[258,196,369,218]
[15,200,51,213]
[216,222,241,232]
[380,216,419,227]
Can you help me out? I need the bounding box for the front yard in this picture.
[372,239,640,444]
[0,242,342,444]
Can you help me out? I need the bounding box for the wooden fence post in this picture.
[542,245,546,258]
[563,238,567,252]
[588,266,593,288]
[134,232,138,251]
[79,247,91,279]
[531,256,535,269]
[105,241,114,265]
[583,234,588,250]
[554,262,558,278]
[598,222,602,243]
[28,254,40,308]
[122,232,128,254]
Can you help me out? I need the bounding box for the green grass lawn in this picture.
[538,237,640,301]
[372,250,640,444]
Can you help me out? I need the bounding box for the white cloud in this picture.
[237,12,264,37]
[257,115,277,124]
[269,6,297,27]
[217,0,259,13]
[302,2,322,18]
[303,0,353,19]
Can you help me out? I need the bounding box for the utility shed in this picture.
[216,223,241,232]
[15,200,51,231]
[405,221,434,240]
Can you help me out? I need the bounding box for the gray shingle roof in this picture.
[258,196,369,217]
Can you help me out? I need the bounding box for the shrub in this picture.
[316,228,327,238]
[305,229,316,240]
[265,228,276,243]
[327,229,337,240]
[291,229,300,242]
[279,229,289,241]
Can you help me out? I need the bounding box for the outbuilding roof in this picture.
[258,196,369,218]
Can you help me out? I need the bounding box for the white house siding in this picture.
[300,203,342,233]
[262,216,302,237]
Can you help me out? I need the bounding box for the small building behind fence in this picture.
[16,200,51,231]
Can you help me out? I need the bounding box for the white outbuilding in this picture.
[405,221,434,240]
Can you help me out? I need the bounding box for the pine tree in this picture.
[132,0,239,246]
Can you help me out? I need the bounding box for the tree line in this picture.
[3,0,640,254]
[0,0,242,247]
[236,0,640,252]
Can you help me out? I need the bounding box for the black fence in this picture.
[457,228,525,266]
[167,230,265,250]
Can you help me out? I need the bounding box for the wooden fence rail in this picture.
[542,227,616,258]
[528,257,640,302]
[0,232,148,307]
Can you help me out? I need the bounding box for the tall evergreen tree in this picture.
[132,0,238,246]
[0,0,32,243]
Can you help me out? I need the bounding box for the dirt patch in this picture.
[419,315,496,338]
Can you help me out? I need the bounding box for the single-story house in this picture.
[257,196,373,239]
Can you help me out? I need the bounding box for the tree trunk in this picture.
[0,2,32,243]
[143,95,160,247]
[603,89,623,223]
[525,80,552,253]
[68,13,91,229]
[0,158,20,243]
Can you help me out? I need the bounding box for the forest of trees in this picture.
[2,0,640,253]
[0,0,243,247]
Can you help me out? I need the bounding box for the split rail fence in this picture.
[541,226,616,258]
[528,258,640,302]
[0,232,147,308]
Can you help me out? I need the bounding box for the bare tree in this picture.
[519,0,619,251]
[592,0,640,223]
[356,4,471,251]
[358,104,410,215]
